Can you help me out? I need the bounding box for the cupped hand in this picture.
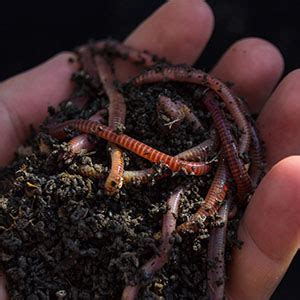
[0,1,299,299]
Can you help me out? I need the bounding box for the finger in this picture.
[226,156,300,299]
[0,52,79,166]
[211,37,284,113]
[257,69,300,168]
[0,273,8,300]
[116,0,214,80]
[126,0,214,64]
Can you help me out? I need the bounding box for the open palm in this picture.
[0,1,299,299]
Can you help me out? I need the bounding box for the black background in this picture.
[0,1,299,298]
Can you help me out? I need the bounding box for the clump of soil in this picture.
[0,43,245,299]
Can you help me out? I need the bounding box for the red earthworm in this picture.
[95,39,162,68]
[95,55,126,127]
[77,45,101,89]
[177,158,229,233]
[106,145,125,193]
[121,187,183,300]
[203,92,253,201]
[177,133,219,161]
[207,196,232,300]
[131,66,251,154]
[236,98,265,186]
[248,124,265,186]
[63,46,100,111]
[64,110,107,159]
[95,54,126,194]
[123,136,219,185]
[47,119,211,176]
[157,95,204,131]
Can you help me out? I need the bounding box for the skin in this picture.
[0,0,299,299]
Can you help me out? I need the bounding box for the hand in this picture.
[0,1,299,299]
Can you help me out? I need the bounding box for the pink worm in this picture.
[64,109,107,158]
[157,95,204,131]
[121,187,183,300]
[207,196,232,300]
[202,93,253,201]
[95,39,162,68]
[77,45,101,89]
[236,97,265,186]
[177,157,229,233]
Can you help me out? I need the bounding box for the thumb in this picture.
[0,52,78,166]
[226,156,300,299]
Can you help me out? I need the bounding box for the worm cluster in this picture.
[0,40,264,299]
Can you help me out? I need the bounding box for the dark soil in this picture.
[0,49,244,299]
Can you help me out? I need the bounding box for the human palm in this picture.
[0,1,299,299]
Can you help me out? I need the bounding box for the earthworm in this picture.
[157,95,204,131]
[121,187,183,300]
[95,39,162,68]
[47,119,211,176]
[236,98,265,186]
[177,133,219,161]
[123,135,219,185]
[207,196,232,300]
[65,134,96,158]
[77,45,101,89]
[131,66,251,154]
[95,55,126,127]
[157,95,185,128]
[202,92,253,201]
[177,157,229,233]
[64,110,107,159]
[106,145,125,193]
[65,46,101,111]
[61,46,99,112]
[248,124,265,186]
[95,54,126,195]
